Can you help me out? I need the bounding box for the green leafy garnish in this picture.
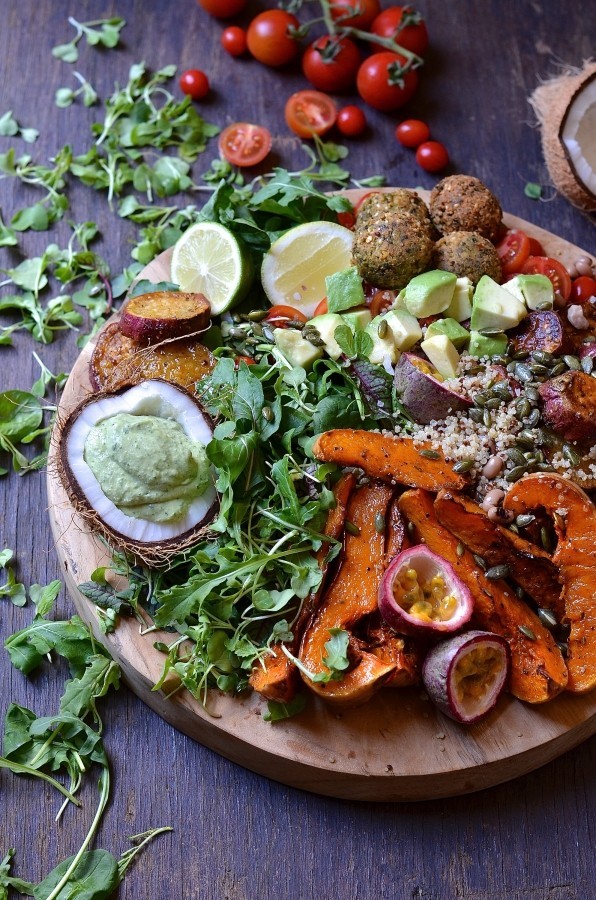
[52,16,126,63]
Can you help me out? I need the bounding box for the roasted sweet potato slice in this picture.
[249,473,356,703]
[538,371,596,445]
[398,489,568,703]
[89,322,214,392]
[312,430,468,492]
[119,291,211,343]
[503,473,596,693]
[299,481,396,706]
[434,490,563,617]
[511,310,571,356]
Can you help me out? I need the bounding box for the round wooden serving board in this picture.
[47,189,596,802]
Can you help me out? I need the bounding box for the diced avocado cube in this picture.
[382,309,423,350]
[404,270,457,318]
[342,308,372,331]
[326,266,365,314]
[468,331,508,359]
[445,276,473,322]
[309,312,345,359]
[470,276,528,332]
[274,327,323,370]
[425,317,470,350]
[502,274,554,311]
[365,316,399,365]
[420,333,460,379]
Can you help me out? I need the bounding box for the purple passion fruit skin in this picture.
[378,546,474,636]
[422,630,511,724]
[393,352,472,425]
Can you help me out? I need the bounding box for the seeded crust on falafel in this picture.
[352,211,434,290]
[431,231,502,286]
[429,175,503,242]
[356,189,436,240]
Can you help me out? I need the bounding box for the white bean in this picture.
[567,304,590,330]
[575,256,594,277]
[481,488,505,511]
[481,455,504,479]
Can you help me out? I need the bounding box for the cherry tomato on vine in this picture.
[496,229,531,276]
[221,26,247,57]
[415,140,449,172]
[370,6,429,57]
[285,90,338,138]
[570,275,596,303]
[218,123,272,167]
[337,105,368,137]
[264,305,309,326]
[519,256,572,301]
[198,0,246,17]
[246,10,300,68]
[395,118,430,148]
[302,35,360,93]
[329,0,381,30]
[179,69,210,100]
[356,52,418,112]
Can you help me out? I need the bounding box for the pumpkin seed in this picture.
[251,322,264,337]
[505,465,528,482]
[516,432,535,449]
[485,564,510,580]
[508,448,528,467]
[247,309,269,322]
[515,398,532,419]
[562,444,581,466]
[485,397,503,410]
[473,554,487,570]
[525,386,540,403]
[483,408,492,427]
[378,319,389,339]
[506,361,518,374]
[581,355,594,374]
[345,521,361,536]
[540,526,555,552]
[526,408,541,428]
[514,363,534,383]
[550,362,566,376]
[536,301,553,310]
[563,355,581,370]
[262,406,274,422]
[557,641,569,657]
[419,449,441,459]
[468,408,484,424]
[531,350,553,364]
[515,513,536,528]
[512,350,530,360]
[453,459,474,473]
[374,512,385,534]
[529,363,549,376]
[537,608,558,629]
[262,325,276,342]
[515,585,524,598]
[518,625,537,640]
[456,542,465,557]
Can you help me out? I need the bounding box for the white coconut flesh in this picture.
[560,74,596,198]
[65,380,216,545]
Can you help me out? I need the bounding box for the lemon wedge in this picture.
[171,222,253,315]
[261,221,354,317]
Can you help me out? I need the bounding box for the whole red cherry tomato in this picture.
[356,52,418,112]
[415,140,449,172]
[285,90,338,138]
[179,69,210,100]
[330,0,381,30]
[519,256,572,301]
[570,275,596,303]
[302,35,360,93]
[246,10,300,68]
[370,6,429,57]
[496,229,531,276]
[395,118,430,147]
[198,0,246,17]
[221,26,247,57]
[337,105,368,137]
[218,123,272,167]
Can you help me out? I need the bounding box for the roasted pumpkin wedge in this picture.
[398,489,568,703]
[299,481,397,706]
[249,473,356,703]
[434,490,563,617]
[503,473,596,693]
[311,430,468,492]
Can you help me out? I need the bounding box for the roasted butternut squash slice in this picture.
[398,489,568,704]
[503,473,596,693]
[299,481,396,706]
[434,490,563,617]
[312,430,468,492]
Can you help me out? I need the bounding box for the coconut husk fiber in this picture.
[530,60,596,212]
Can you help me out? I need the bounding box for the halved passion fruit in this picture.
[57,379,217,566]
[422,630,510,724]
[378,546,473,636]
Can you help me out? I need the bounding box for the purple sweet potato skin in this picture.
[538,371,596,444]
[394,352,471,424]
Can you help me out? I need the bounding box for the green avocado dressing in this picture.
[83,413,210,524]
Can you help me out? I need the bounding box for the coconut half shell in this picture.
[56,379,218,566]
[530,61,596,211]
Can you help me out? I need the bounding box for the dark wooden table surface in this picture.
[1,1,595,898]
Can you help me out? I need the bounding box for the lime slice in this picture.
[261,221,354,317]
[171,222,253,315]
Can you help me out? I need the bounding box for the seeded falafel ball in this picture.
[429,175,503,242]
[356,189,436,241]
[431,231,503,285]
[352,212,434,290]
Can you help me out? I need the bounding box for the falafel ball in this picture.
[353,211,434,290]
[431,231,502,285]
[429,175,503,242]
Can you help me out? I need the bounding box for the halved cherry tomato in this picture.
[369,290,397,317]
[356,52,418,112]
[519,256,572,301]
[302,35,361,94]
[312,297,329,316]
[264,305,309,326]
[246,10,300,68]
[285,90,338,138]
[337,209,356,229]
[496,229,531,276]
[370,6,429,57]
[570,275,596,304]
[218,123,272,167]
[528,236,545,256]
[330,0,381,29]
[234,355,256,368]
